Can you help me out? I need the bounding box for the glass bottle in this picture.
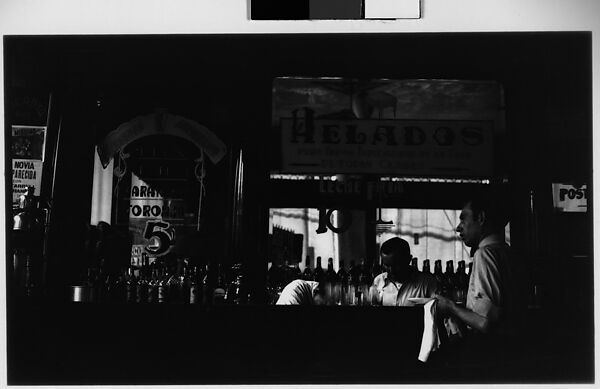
[148,267,160,303]
[212,264,227,305]
[455,260,468,305]
[336,261,348,305]
[188,266,202,304]
[410,257,418,270]
[201,264,211,305]
[358,264,373,306]
[302,255,314,281]
[289,261,302,284]
[325,257,338,283]
[324,257,338,305]
[168,258,188,304]
[444,260,456,302]
[94,262,109,303]
[125,266,138,304]
[433,260,445,296]
[422,259,431,274]
[227,274,247,305]
[313,256,325,284]
[136,259,149,304]
[346,261,357,305]
[158,262,171,304]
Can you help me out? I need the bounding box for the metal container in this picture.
[70,285,91,302]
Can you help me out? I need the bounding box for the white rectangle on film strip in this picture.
[365,0,421,19]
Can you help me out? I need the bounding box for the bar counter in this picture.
[7,300,593,385]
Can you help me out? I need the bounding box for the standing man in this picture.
[373,237,438,306]
[433,194,515,371]
[435,195,513,334]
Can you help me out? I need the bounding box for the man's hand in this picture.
[434,293,492,333]
[433,293,455,315]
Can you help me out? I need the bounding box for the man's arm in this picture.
[435,294,501,334]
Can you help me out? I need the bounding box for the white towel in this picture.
[418,299,441,363]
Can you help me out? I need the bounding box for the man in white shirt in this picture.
[431,194,516,373]
[373,237,438,306]
[435,196,513,335]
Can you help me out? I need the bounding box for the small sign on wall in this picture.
[552,183,587,213]
[11,125,46,206]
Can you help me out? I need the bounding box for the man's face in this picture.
[456,203,483,248]
[381,252,410,280]
[313,293,326,305]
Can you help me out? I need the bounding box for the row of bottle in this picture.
[267,257,378,305]
[74,259,249,305]
[267,256,473,305]
[422,259,471,305]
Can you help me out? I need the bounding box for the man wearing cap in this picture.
[276,279,326,305]
[373,237,439,306]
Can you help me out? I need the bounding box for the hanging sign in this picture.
[129,174,183,266]
[11,125,46,206]
[280,117,493,177]
[552,183,587,213]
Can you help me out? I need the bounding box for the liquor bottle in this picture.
[83,267,97,303]
[105,272,118,303]
[168,258,189,304]
[212,264,227,305]
[444,260,456,302]
[94,260,110,303]
[267,262,282,304]
[433,260,445,296]
[422,259,431,274]
[226,273,247,305]
[369,261,382,305]
[336,262,348,305]
[158,263,171,304]
[410,257,418,269]
[148,267,160,303]
[325,257,338,284]
[302,255,314,281]
[326,257,339,305]
[455,260,468,305]
[201,264,211,305]
[349,259,362,284]
[180,259,191,303]
[136,257,150,304]
[125,266,138,303]
[267,262,282,289]
[336,261,348,281]
[290,261,302,282]
[361,260,373,286]
[189,266,202,304]
[313,256,325,284]
[345,262,356,305]
[357,269,369,306]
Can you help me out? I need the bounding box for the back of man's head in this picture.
[380,237,411,261]
[467,192,509,232]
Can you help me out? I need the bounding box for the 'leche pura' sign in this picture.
[280,115,493,177]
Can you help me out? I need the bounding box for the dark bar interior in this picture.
[4,32,593,384]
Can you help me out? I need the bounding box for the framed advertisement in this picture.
[11,125,47,205]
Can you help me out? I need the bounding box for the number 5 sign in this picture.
[144,220,175,255]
